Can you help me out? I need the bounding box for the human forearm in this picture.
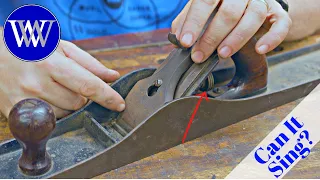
[285,0,320,41]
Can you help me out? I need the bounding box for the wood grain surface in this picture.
[0,28,319,178]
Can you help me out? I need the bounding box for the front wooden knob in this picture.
[8,98,56,176]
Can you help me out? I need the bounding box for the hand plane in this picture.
[118,32,268,130]
[0,1,320,178]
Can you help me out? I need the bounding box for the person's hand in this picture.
[0,39,125,118]
[171,0,292,63]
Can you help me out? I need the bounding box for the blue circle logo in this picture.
[3,4,60,62]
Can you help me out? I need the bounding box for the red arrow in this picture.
[182,92,209,144]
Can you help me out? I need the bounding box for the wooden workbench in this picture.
[1,29,319,178]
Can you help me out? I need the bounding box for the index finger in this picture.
[49,53,125,112]
[179,0,220,47]
[60,41,120,83]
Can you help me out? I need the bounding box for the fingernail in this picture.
[106,69,120,79]
[110,69,119,75]
[219,46,232,58]
[117,103,125,112]
[181,33,193,47]
[191,51,204,63]
[258,45,269,54]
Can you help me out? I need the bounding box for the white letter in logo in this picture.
[8,20,56,47]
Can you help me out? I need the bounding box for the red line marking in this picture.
[182,92,208,144]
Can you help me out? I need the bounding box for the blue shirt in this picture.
[0,0,188,40]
